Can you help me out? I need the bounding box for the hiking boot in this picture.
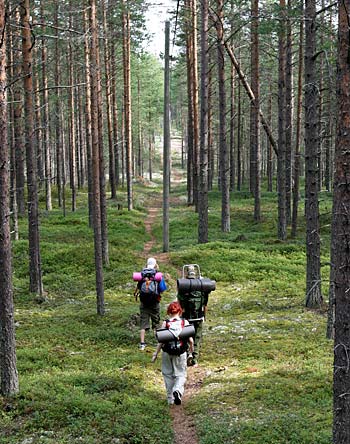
[139,342,147,350]
[173,390,182,405]
[187,354,194,367]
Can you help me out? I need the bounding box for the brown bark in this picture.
[54,3,63,209]
[84,7,93,225]
[103,0,116,199]
[185,0,194,204]
[68,0,77,212]
[333,0,350,439]
[291,8,304,238]
[21,0,43,296]
[191,0,199,210]
[89,0,105,315]
[198,0,209,243]
[40,1,52,211]
[7,16,19,241]
[250,0,261,222]
[285,0,293,224]
[0,0,19,396]
[13,9,25,217]
[216,0,230,233]
[277,0,287,241]
[122,1,133,210]
[304,0,322,307]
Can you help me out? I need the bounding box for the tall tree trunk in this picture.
[89,0,105,315]
[208,62,214,191]
[21,0,43,296]
[237,46,242,191]
[304,0,322,308]
[7,25,19,241]
[277,0,287,240]
[103,0,116,199]
[163,21,170,253]
[40,1,52,211]
[110,40,120,189]
[250,0,261,222]
[13,9,25,217]
[95,4,109,266]
[186,0,194,204]
[267,78,273,192]
[216,0,230,232]
[285,0,293,225]
[191,0,199,210]
[291,6,304,238]
[198,0,209,243]
[0,1,19,395]
[122,1,133,210]
[69,1,77,212]
[84,7,93,226]
[333,0,350,439]
[54,3,63,209]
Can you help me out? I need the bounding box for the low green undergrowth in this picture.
[1,178,333,444]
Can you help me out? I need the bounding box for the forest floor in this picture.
[142,139,202,444]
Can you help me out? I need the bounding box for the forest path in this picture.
[142,138,202,444]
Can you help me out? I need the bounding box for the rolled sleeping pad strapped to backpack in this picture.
[177,277,216,293]
[133,272,163,282]
[155,324,195,344]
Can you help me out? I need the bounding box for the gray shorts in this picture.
[140,303,161,330]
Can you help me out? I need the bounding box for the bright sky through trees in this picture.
[144,0,178,57]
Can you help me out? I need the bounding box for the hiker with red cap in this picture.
[152,301,194,405]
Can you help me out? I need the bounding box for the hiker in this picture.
[134,257,167,350]
[177,264,211,367]
[151,301,194,405]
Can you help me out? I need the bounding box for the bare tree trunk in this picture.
[122,1,133,210]
[163,21,170,253]
[208,63,214,191]
[54,3,62,209]
[0,1,19,395]
[69,1,77,212]
[333,0,350,439]
[216,0,230,233]
[95,4,109,266]
[34,74,43,188]
[84,7,93,226]
[110,40,120,189]
[191,0,199,210]
[40,1,52,212]
[89,0,105,316]
[21,0,43,296]
[304,0,322,308]
[291,7,304,238]
[13,9,25,217]
[277,0,287,240]
[237,46,242,191]
[285,0,293,225]
[185,0,194,205]
[267,79,273,192]
[250,0,261,222]
[7,25,19,241]
[198,0,209,243]
[103,0,116,199]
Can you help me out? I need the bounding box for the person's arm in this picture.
[151,320,166,362]
[151,343,162,362]
[188,337,194,354]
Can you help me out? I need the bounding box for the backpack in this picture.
[180,290,204,320]
[162,319,189,356]
[139,268,159,306]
